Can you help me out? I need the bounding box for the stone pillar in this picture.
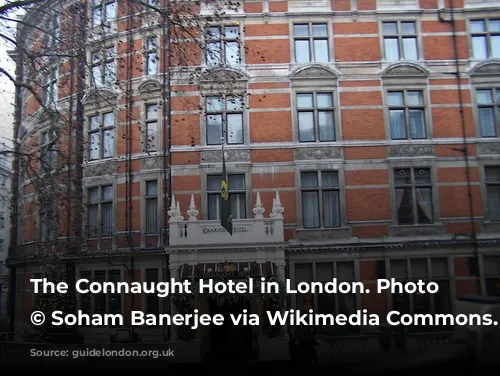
[276,262,287,338]
[170,267,179,340]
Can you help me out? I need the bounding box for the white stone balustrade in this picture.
[168,191,285,246]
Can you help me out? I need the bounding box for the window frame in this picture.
[206,173,247,220]
[144,103,159,152]
[295,91,336,143]
[90,46,116,87]
[484,166,500,222]
[386,89,427,140]
[469,18,500,60]
[482,255,500,297]
[145,180,159,234]
[381,20,419,62]
[475,87,500,138]
[87,185,114,238]
[392,167,435,226]
[92,0,117,26]
[43,68,58,107]
[204,24,242,66]
[40,128,57,172]
[299,170,341,229]
[144,36,158,76]
[88,111,115,161]
[292,22,331,64]
[204,94,245,146]
[389,257,452,326]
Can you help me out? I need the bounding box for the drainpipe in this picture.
[439,2,480,289]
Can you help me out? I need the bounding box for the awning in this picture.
[179,261,276,279]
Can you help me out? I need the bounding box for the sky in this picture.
[0,0,19,148]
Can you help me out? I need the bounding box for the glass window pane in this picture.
[207,26,220,39]
[490,20,500,32]
[338,262,355,281]
[147,122,157,150]
[93,7,101,25]
[89,188,99,202]
[146,181,158,196]
[230,193,246,219]
[313,39,329,62]
[293,24,309,37]
[103,129,114,157]
[89,116,99,130]
[390,109,406,139]
[477,89,493,104]
[302,191,320,228]
[414,168,431,184]
[317,93,333,108]
[323,190,340,227]
[388,91,404,106]
[394,169,411,185]
[224,26,239,39]
[301,172,318,188]
[297,93,314,108]
[391,260,408,279]
[384,38,400,61]
[227,114,243,144]
[382,22,398,34]
[416,187,433,223]
[491,35,500,58]
[478,108,496,137]
[322,171,339,187]
[208,194,219,220]
[472,36,487,59]
[298,112,315,142]
[207,176,222,191]
[485,166,500,182]
[104,2,115,21]
[225,41,240,64]
[226,96,243,111]
[407,91,423,105]
[103,112,114,127]
[92,66,102,86]
[206,114,223,144]
[228,174,245,190]
[487,186,500,221]
[295,40,310,63]
[411,259,428,279]
[397,188,413,224]
[409,109,426,139]
[147,53,157,75]
[432,258,448,279]
[402,37,418,60]
[206,96,222,112]
[318,111,335,141]
[401,22,416,34]
[470,20,486,33]
[102,185,113,200]
[89,133,100,160]
[312,24,327,36]
[206,42,221,66]
[147,37,157,50]
[146,104,157,119]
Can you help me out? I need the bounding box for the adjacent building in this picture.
[7,0,500,361]
[0,152,10,326]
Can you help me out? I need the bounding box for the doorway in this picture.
[207,297,253,363]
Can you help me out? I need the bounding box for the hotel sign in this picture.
[201,225,251,234]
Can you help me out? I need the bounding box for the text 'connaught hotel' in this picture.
[7,0,500,353]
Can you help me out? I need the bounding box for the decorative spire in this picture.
[270,191,284,219]
[253,192,265,219]
[167,194,180,222]
[187,194,199,221]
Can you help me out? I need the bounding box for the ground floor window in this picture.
[483,255,500,297]
[294,261,357,336]
[390,257,451,332]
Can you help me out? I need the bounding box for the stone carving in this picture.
[478,142,500,155]
[84,161,117,177]
[389,224,444,237]
[138,79,161,93]
[141,157,163,170]
[472,62,500,75]
[201,149,250,163]
[387,144,434,158]
[383,63,428,76]
[82,87,118,104]
[201,67,248,83]
[294,146,342,160]
[292,65,337,79]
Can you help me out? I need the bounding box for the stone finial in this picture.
[270,191,284,219]
[176,201,184,221]
[253,192,265,219]
[167,194,180,222]
[187,194,199,221]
